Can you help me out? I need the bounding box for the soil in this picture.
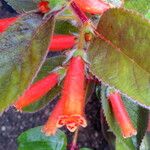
[0,1,110,150]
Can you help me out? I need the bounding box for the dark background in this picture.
[0,0,109,149]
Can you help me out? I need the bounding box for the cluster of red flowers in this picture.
[14,53,87,135]
[0,0,138,139]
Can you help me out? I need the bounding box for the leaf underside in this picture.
[0,13,55,112]
[4,0,40,13]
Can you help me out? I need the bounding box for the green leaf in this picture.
[116,139,127,150]
[0,13,55,112]
[48,0,66,8]
[140,132,150,150]
[101,84,149,150]
[17,126,67,150]
[34,56,65,82]
[55,20,78,34]
[23,56,65,112]
[124,0,150,19]
[88,8,150,107]
[133,107,149,148]
[4,0,40,13]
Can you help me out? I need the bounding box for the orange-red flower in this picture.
[14,73,59,111]
[37,0,50,14]
[0,17,18,32]
[57,56,87,132]
[42,56,87,135]
[108,91,137,138]
[74,0,110,14]
[42,98,64,135]
[49,34,76,51]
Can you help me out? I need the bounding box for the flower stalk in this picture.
[70,1,89,24]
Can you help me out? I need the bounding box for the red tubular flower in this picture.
[42,55,87,135]
[0,17,18,32]
[57,56,87,132]
[42,98,64,135]
[14,73,59,111]
[49,35,76,51]
[108,91,137,138]
[74,0,110,14]
[37,0,50,13]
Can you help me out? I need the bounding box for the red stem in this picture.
[70,1,89,24]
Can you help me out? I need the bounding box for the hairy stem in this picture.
[70,1,89,23]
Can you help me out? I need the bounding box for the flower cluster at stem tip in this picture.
[0,0,138,139]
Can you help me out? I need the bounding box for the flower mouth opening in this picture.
[57,115,87,132]
[122,125,137,138]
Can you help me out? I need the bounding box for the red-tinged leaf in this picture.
[88,8,150,108]
[0,13,55,112]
